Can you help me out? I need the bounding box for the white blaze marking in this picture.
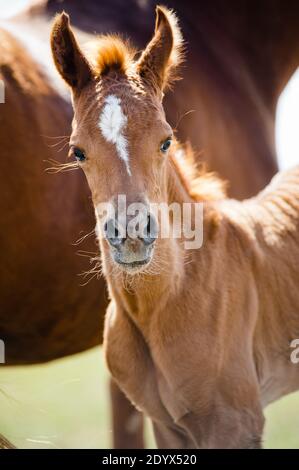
[99,94,131,176]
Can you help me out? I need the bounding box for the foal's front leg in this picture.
[103,302,174,426]
[153,422,194,449]
[155,352,265,448]
[104,302,193,447]
[177,397,265,449]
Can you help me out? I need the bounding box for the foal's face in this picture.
[70,83,173,271]
[51,7,183,273]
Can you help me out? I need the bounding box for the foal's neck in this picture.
[108,159,192,320]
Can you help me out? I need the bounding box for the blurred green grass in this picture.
[0,347,298,448]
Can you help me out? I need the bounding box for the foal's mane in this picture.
[170,142,226,201]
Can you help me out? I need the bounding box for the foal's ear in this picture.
[51,12,93,91]
[137,6,183,93]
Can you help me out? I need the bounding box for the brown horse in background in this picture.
[0,27,106,363]
[0,25,113,444]
[1,0,298,448]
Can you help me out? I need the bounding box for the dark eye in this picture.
[160,138,172,153]
[72,147,86,162]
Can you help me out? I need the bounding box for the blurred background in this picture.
[0,0,298,449]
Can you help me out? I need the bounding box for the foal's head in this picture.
[51,6,183,273]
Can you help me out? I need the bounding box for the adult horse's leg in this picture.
[110,380,144,449]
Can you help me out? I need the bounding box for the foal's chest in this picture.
[104,303,190,423]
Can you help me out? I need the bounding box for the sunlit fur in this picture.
[170,141,227,201]
[137,5,184,90]
[85,35,136,76]
[84,6,183,89]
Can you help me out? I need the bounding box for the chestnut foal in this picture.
[51,8,299,448]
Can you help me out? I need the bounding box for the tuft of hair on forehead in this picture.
[84,35,137,77]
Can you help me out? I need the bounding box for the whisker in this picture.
[44,159,78,174]
[76,250,99,259]
[46,138,69,149]
[173,109,196,132]
[79,270,101,286]
[76,247,103,285]
[73,229,96,246]
[57,141,70,153]
[41,135,70,140]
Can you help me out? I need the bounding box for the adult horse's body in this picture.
[51,7,299,448]
[0,27,106,364]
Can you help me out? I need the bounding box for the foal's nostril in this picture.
[104,213,158,248]
[142,214,158,245]
[104,218,124,247]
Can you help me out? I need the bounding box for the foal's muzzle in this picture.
[104,212,158,271]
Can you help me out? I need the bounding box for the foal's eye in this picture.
[160,138,172,153]
[72,147,86,162]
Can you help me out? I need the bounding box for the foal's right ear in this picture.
[51,12,93,91]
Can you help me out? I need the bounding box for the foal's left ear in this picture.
[137,6,183,93]
[51,12,93,92]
